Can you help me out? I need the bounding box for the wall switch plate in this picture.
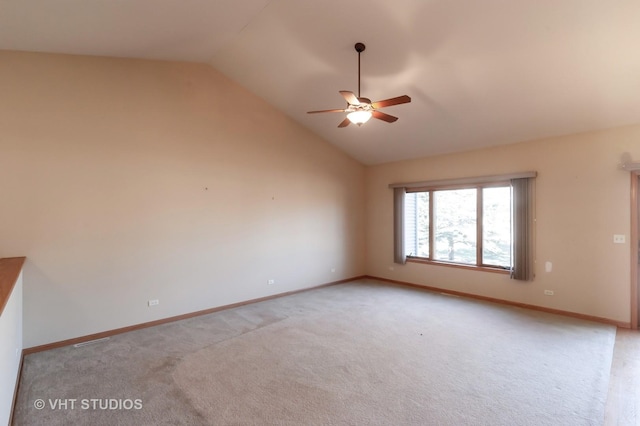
[613,234,626,244]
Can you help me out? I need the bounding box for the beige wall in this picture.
[365,125,640,324]
[1,50,638,348]
[0,51,366,347]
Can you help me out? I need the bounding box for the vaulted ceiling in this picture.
[2,0,639,164]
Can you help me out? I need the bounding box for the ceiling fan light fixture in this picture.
[347,110,372,126]
[307,42,411,128]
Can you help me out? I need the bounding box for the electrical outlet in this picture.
[613,234,626,244]
[148,299,159,307]
[389,266,395,271]
[267,279,275,285]
[544,290,554,296]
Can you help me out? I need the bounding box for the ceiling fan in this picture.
[307,42,411,127]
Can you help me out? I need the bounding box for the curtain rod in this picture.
[388,171,537,189]
[620,162,640,172]
[619,153,640,171]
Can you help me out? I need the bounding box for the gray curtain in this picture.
[393,187,406,264]
[511,178,533,281]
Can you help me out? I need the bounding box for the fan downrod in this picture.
[354,43,366,98]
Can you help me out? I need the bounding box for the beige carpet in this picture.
[14,280,615,425]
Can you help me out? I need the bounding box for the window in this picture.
[482,186,511,267]
[392,173,535,280]
[404,184,511,269]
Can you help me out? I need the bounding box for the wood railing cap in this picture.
[0,257,26,316]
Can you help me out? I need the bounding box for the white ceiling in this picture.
[2,0,640,165]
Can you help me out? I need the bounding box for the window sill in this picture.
[406,257,510,275]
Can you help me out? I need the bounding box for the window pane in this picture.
[416,192,429,257]
[404,192,429,257]
[434,189,476,264]
[482,186,512,268]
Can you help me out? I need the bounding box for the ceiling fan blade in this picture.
[371,95,411,109]
[338,117,351,128]
[307,108,347,114]
[372,110,398,123]
[339,91,360,105]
